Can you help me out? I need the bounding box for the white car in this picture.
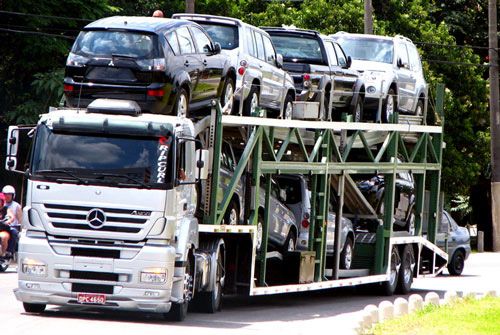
[331,33,427,123]
[173,13,296,118]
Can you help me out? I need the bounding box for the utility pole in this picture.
[488,0,500,251]
[186,0,195,13]
[364,0,373,34]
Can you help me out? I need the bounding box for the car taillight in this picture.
[147,89,164,97]
[66,52,87,67]
[63,84,74,92]
[303,73,311,88]
[301,219,310,229]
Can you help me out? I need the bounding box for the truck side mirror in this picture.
[346,55,352,69]
[196,149,210,180]
[5,126,20,171]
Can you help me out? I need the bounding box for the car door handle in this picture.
[334,71,343,75]
[184,60,189,67]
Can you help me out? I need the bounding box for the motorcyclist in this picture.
[0,193,15,257]
[2,185,21,255]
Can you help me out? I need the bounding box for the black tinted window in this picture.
[190,26,212,53]
[177,27,195,54]
[201,23,239,50]
[73,30,159,59]
[270,34,324,64]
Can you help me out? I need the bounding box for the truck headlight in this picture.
[140,268,167,283]
[22,259,47,276]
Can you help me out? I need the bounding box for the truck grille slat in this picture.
[52,222,141,233]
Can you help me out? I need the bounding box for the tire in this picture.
[256,214,264,251]
[396,245,415,294]
[243,84,259,116]
[406,210,416,235]
[164,258,192,322]
[223,200,239,226]
[221,77,235,112]
[196,245,224,313]
[282,229,297,253]
[382,246,400,296]
[382,88,397,123]
[324,90,331,120]
[0,258,9,272]
[340,237,354,270]
[175,88,189,118]
[282,94,294,120]
[352,98,363,123]
[415,99,424,116]
[448,250,465,276]
[23,302,46,313]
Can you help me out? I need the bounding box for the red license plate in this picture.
[77,293,106,305]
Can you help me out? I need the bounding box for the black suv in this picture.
[64,16,231,117]
[263,27,365,121]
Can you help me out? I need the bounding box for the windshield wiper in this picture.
[35,169,89,185]
[93,172,150,189]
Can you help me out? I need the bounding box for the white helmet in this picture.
[2,185,15,197]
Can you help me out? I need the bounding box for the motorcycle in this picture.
[0,218,19,272]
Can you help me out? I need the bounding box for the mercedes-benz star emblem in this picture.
[86,209,106,229]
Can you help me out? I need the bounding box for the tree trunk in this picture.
[186,0,195,13]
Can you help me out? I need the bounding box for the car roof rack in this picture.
[260,26,320,35]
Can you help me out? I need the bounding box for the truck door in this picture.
[253,31,274,107]
[395,41,413,112]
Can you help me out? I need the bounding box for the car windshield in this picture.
[31,124,174,189]
[72,30,160,59]
[200,23,239,50]
[335,37,393,64]
[270,34,325,64]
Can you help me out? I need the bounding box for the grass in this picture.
[370,296,500,335]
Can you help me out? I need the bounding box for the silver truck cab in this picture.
[172,13,296,118]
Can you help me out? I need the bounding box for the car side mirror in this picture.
[345,55,352,69]
[212,42,221,55]
[276,54,284,69]
[397,57,404,68]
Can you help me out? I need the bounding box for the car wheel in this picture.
[221,77,235,112]
[340,237,354,270]
[175,88,189,118]
[415,99,424,117]
[396,244,415,294]
[243,85,259,116]
[23,302,46,313]
[164,258,192,321]
[256,214,264,251]
[406,210,416,235]
[223,201,239,226]
[382,88,397,123]
[195,245,224,313]
[382,246,400,296]
[0,258,9,272]
[282,230,297,253]
[352,98,363,123]
[448,250,465,276]
[283,94,294,120]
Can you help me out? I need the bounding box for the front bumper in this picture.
[14,234,176,313]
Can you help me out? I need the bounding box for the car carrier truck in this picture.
[5,85,448,321]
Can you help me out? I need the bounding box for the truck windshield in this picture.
[335,37,393,64]
[31,124,174,189]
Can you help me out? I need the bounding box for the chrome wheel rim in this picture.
[256,221,263,250]
[287,235,295,251]
[284,100,293,119]
[177,93,188,118]
[416,103,423,116]
[355,102,362,122]
[385,95,394,122]
[250,92,259,115]
[223,82,234,107]
[228,208,238,225]
[344,243,352,269]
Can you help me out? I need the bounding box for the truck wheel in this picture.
[340,237,354,270]
[382,246,400,296]
[448,250,465,276]
[223,200,239,225]
[23,302,46,313]
[196,246,224,313]
[243,85,259,116]
[164,259,192,321]
[382,88,397,123]
[352,98,363,123]
[175,88,189,118]
[282,94,294,120]
[282,230,296,253]
[396,244,415,294]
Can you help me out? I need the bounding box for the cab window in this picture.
[177,26,195,54]
[333,43,347,68]
[190,26,212,54]
[262,35,276,65]
[165,31,180,55]
[254,32,266,61]
[324,41,338,66]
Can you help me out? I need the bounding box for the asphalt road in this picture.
[1,252,499,335]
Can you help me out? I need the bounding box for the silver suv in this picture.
[172,14,296,118]
[331,33,427,123]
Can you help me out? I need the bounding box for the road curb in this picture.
[354,289,499,334]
